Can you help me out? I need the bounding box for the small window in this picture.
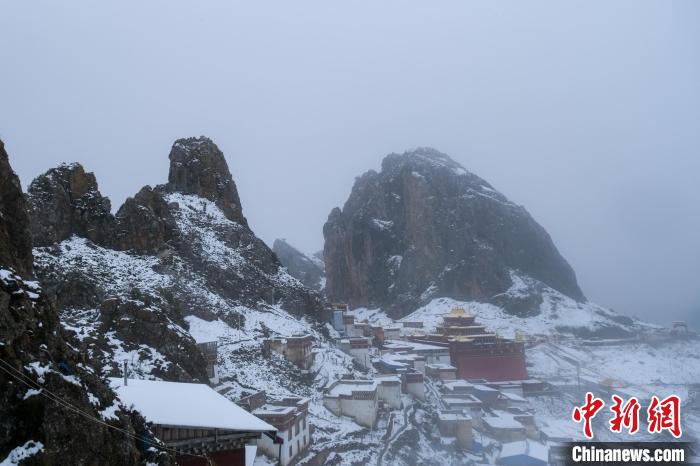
[289,445,293,457]
[287,429,292,441]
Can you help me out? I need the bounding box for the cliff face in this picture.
[27,162,115,248]
[0,141,33,277]
[323,148,585,317]
[166,137,247,225]
[273,239,325,291]
[0,141,165,465]
[29,137,321,384]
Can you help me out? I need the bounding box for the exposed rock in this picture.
[323,148,585,317]
[0,142,168,465]
[273,239,325,290]
[114,185,177,254]
[27,162,115,247]
[166,137,247,225]
[30,137,323,389]
[33,237,210,383]
[0,140,32,277]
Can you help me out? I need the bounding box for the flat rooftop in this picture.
[252,404,296,417]
[326,380,377,397]
[383,340,449,351]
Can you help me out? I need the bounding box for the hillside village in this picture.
[149,300,698,466]
[2,139,699,466]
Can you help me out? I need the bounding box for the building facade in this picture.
[253,397,311,466]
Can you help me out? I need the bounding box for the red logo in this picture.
[572,393,682,439]
[572,392,605,439]
[609,395,640,434]
[647,395,682,438]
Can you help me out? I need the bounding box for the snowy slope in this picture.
[400,273,649,339]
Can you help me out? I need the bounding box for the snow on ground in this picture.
[33,236,171,298]
[165,193,247,271]
[400,288,638,339]
[103,330,171,378]
[528,340,700,386]
[350,307,394,326]
[184,299,390,464]
[0,441,44,466]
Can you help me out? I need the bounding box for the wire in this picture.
[0,357,214,466]
[0,358,215,465]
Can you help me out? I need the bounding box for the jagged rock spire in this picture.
[166,137,247,225]
[27,162,114,247]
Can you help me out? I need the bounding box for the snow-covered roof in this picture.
[425,363,456,370]
[443,380,472,390]
[326,380,377,397]
[438,411,471,422]
[383,340,448,352]
[109,378,275,432]
[253,404,296,416]
[472,384,498,392]
[483,413,524,430]
[499,440,549,462]
[499,391,527,402]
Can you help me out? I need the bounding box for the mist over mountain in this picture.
[272,238,325,291]
[324,148,585,317]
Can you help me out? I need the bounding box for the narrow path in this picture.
[377,401,415,466]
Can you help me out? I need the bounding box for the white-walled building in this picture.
[253,397,311,466]
[339,337,373,369]
[437,410,473,449]
[323,380,379,427]
[425,363,457,381]
[375,375,402,409]
[403,372,426,400]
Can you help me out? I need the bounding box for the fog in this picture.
[2,1,698,324]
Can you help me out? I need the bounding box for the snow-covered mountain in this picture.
[0,140,167,465]
[273,238,326,291]
[5,137,698,465]
[28,137,323,382]
[323,148,585,318]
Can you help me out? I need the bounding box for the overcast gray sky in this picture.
[2,1,698,324]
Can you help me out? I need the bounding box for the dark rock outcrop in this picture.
[27,162,115,247]
[323,148,585,317]
[29,136,322,386]
[0,141,167,465]
[114,185,177,254]
[166,137,247,225]
[0,140,32,277]
[273,239,325,290]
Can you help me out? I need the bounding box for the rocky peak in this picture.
[381,147,468,175]
[0,143,159,465]
[324,148,585,317]
[0,140,33,277]
[273,239,325,291]
[166,137,247,225]
[27,162,114,247]
[114,185,177,254]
